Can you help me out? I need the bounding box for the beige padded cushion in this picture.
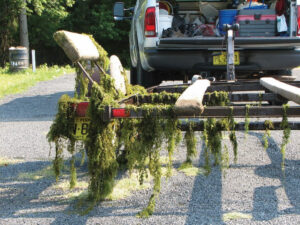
[174,79,210,116]
[109,55,127,95]
[260,77,300,104]
[53,30,99,63]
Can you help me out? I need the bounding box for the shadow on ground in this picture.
[251,132,300,220]
[0,157,93,224]
[184,142,224,225]
[184,131,300,224]
[1,131,300,224]
[0,155,142,224]
[0,91,74,122]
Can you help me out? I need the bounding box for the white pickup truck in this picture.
[114,0,300,87]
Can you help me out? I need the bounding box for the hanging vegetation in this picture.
[262,120,274,150]
[229,107,238,163]
[49,33,295,218]
[184,122,197,164]
[47,94,79,185]
[135,92,181,105]
[203,118,223,173]
[244,104,251,138]
[48,35,185,216]
[280,104,291,171]
[206,91,230,106]
[48,71,241,216]
[201,92,238,174]
[115,103,182,217]
[164,118,182,177]
[84,83,120,203]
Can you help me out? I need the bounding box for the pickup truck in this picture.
[114,0,300,87]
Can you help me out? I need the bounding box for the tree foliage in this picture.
[0,0,136,67]
[27,0,75,64]
[0,0,75,66]
[65,0,136,66]
[0,0,23,66]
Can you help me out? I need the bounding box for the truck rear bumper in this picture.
[145,48,300,72]
[158,37,300,49]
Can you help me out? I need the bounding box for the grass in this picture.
[107,172,151,201]
[223,212,252,221]
[54,180,89,191]
[48,171,152,204]
[0,157,24,167]
[0,64,74,98]
[161,167,177,177]
[52,180,89,201]
[178,162,206,177]
[18,165,55,180]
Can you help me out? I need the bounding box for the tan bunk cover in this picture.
[260,77,300,104]
[109,55,127,95]
[174,79,210,116]
[53,30,99,63]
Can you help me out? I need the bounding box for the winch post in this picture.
[224,24,239,82]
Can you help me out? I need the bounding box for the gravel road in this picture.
[1,72,300,225]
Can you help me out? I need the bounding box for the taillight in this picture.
[145,7,156,37]
[297,6,300,36]
[112,109,130,118]
[73,102,89,117]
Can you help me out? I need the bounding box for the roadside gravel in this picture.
[0,72,300,224]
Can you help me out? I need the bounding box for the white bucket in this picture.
[158,14,173,37]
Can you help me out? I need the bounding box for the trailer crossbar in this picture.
[179,121,300,131]
[105,106,300,121]
[151,81,300,93]
[120,93,283,105]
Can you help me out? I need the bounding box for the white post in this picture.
[32,49,36,72]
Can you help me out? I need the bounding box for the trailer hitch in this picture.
[223,24,239,82]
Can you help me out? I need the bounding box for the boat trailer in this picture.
[54,29,300,135]
[95,25,300,132]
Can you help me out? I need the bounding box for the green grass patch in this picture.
[50,172,152,203]
[18,165,55,180]
[54,180,89,191]
[178,162,206,176]
[0,157,24,167]
[106,172,151,201]
[223,212,252,221]
[52,180,89,201]
[0,64,74,98]
[161,167,177,177]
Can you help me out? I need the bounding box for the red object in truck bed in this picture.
[236,14,276,22]
[236,12,276,37]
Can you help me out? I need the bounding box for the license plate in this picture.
[213,52,240,66]
[74,117,90,140]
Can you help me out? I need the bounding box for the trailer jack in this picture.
[224,23,239,82]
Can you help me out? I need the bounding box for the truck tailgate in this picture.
[158,37,300,50]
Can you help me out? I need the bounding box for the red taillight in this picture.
[145,7,156,37]
[72,102,89,117]
[112,109,130,118]
[297,6,300,36]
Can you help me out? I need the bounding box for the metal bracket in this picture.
[102,106,112,122]
[77,62,95,83]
